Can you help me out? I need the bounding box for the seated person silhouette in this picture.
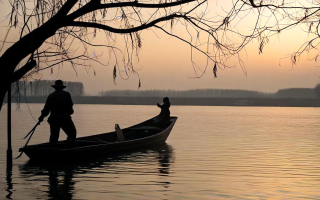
[38,80,77,148]
[154,97,171,127]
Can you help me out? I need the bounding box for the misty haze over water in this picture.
[8,80,320,99]
[9,80,320,99]
[6,81,320,107]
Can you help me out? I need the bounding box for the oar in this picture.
[15,121,41,159]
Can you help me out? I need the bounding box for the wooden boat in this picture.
[19,116,178,161]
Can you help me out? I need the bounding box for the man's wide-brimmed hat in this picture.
[51,80,66,89]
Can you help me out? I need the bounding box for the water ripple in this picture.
[1,105,320,199]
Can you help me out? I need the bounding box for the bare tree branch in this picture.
[67,0,197,20]
[11,60,37,83]
[66,13,185,33]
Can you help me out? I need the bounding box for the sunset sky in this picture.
[1,0,320,95]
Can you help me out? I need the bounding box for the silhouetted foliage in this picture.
[0,0,217,111]
[11,80,84,97]
[99,89,273,98]
[99,88,320,99]
[2,0,320,111]
[276,88,318,99]
[314,84,320,98]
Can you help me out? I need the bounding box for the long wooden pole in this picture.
[7,84,12,169]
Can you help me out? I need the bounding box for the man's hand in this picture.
[38,116,44,122]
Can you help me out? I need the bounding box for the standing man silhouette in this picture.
[38,80,77,148]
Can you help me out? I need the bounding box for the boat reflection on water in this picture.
[19,143,174,199]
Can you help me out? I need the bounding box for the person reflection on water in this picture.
[154,97,171,127]
[38,80,77,148]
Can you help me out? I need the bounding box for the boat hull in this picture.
[20,117,177,161]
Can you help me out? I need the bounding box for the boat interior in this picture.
[75,118,174,147]
[23,117,176,149]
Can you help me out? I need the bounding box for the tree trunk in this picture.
[0,89,7,112]
[0,47,16,110]
[0,16,70,112]
[0,0,80,112]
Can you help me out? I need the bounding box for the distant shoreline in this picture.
[11,96,320,107]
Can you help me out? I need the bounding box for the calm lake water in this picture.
[1,104,320,199]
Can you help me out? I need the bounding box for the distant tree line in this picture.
[99,86,320,99]
[6,82,320,101]
[99,89,273,98]
[11,80,84,97]
[275,88,318,99]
